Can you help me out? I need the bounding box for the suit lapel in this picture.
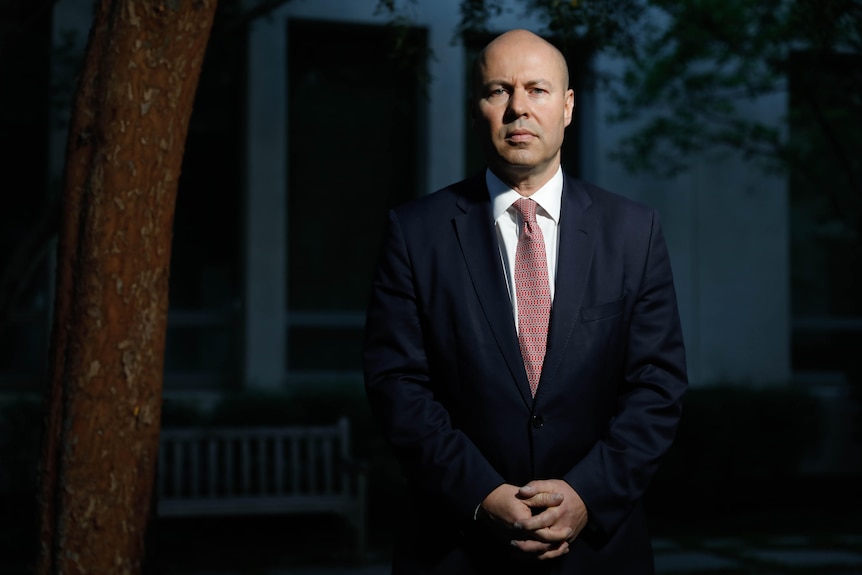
[453,182,532,405]
[539,176,595,395]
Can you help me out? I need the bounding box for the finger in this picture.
[517,484,538,497]
[510,538,555,554]
[520,491,563,509]
[519,479,556,496]
[513,514,573,541]
[537,541,570,560]
[528,526,574,543]
[541,526,574,542]
[514,507,561,532]
[511,538,570,557]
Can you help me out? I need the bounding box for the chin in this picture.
[489,146,539,169]
[501,155,537,169]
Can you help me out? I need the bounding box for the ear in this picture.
[564,89,575,127]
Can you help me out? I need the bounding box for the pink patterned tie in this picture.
[513,198,551,397]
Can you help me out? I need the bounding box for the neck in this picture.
[490,162,560,197]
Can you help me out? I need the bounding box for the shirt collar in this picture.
[487,167,563,224]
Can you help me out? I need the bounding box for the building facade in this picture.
[9,0,860,404]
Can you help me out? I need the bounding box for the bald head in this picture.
[473,29,570,100]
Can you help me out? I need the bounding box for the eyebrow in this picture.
[483,78,554,88]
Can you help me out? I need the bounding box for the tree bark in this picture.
[37,1,218,573]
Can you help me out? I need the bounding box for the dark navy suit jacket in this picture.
[363,172,688,574]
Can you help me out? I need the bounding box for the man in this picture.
[363,29,687,574]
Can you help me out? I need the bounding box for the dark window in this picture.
[788,50,862,381]
[286,19,426,375]
[163,5,245,389]
[0,7,52,390]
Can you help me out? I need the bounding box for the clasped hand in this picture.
[480,479,588,560]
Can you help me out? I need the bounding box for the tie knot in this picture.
[513,198,537,223]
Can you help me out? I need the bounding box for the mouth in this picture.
[505,129,537,143]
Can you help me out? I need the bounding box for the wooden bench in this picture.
[157,417,366,560]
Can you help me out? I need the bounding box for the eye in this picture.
[487,87,509,99]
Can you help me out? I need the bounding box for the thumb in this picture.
[518,479,556,497]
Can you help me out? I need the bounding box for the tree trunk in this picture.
[36,1,217,573]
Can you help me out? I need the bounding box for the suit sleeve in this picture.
[363,210,505,520]
[564,210,687,540]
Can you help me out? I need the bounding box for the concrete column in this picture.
[424,8,466,192]
[692,132,791,385]
[244,10,287,388]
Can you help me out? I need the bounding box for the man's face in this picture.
[473,32,575,187]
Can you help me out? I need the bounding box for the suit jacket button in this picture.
[532,415,545,429]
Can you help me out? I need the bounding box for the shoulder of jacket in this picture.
[392,173,485,219]
[569,176,656,219]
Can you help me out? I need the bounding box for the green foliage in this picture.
[377,0,647,59]
[611,0,862,183]
[441,0,861,316]
[612,0,785,175]
[400,0,860,207]
[454,0,505,46]
[522,0,646,56]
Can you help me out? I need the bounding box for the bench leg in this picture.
[354,471,367,563]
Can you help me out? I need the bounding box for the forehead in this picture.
[478,39,566,86]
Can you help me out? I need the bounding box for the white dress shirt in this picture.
[487,167,563,329]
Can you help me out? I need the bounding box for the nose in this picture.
[505,88,529,121]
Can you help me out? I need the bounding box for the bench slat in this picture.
[241,438,250,495]
[225,439,234,495]
[157,417,365,561]
[291,435,300,493]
